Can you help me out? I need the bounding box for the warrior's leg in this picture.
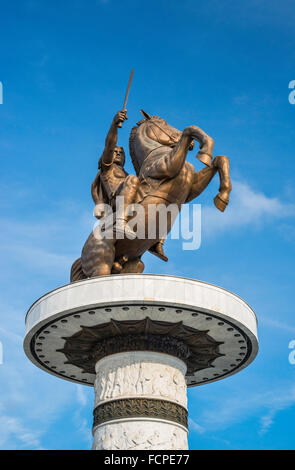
[213,155,232,212]
[115,175,140,239]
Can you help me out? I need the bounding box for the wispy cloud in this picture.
[261,317,295,335]
[0,188,93,283]
[188,418,205,434]
[203,180,295,236]
[76,385,88,407]
[0,313,70,449]
[191,382,295,438]
[0,405,45,450]
[259,386,295,435]
[73,386,92,446]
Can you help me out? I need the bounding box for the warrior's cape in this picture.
[91,171,108,217]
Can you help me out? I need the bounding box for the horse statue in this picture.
[70,110,231,280]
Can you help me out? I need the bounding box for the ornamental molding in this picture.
[93,397,188,429]
[58,317,223,375]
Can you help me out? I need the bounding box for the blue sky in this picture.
[0,0,295,450]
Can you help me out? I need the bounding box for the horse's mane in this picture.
[129,116,166,175]
[129,119,145,175]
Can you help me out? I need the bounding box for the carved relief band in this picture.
[94,350,188,407]
[93,398,188,429]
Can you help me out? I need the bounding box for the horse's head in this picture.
[139,110,183,148]
[129,110,194,175]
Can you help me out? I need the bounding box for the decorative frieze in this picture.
[94,350,187,407]
[93,397,188,429]
[92,420,188,450]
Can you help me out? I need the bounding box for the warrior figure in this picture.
[91,109,167,259]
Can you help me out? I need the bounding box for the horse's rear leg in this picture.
[70,258,87,282]
[213,155,232,212]
[117,257,145,274]
[81,233,115,277]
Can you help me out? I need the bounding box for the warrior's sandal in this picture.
[115,218,137,240]
[100,218,137,240]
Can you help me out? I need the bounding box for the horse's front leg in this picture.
[162,126,214,178]
[212,155,232,212]
[186,165,218,203]
[185,155,231,212]
[183,125,214,166]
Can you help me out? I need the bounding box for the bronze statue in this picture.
[91,109,167,259]
[70,104,231,281]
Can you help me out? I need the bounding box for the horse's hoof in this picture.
[111,261,123,274]
[148,244,168,262]
[214,194,228,212]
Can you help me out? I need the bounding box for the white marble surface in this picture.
[94,351,187,407]
[92,419,188,450]
[24,274,259,386]
[25,274,257,334]
[93,351,188,450]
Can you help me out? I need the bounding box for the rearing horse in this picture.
[71,111,231,280]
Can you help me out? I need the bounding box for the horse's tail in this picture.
[70,257,87,283]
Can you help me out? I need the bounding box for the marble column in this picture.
[92,351,189,450]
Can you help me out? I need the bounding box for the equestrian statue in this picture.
[70,105,231,281]
[70,72,231,281]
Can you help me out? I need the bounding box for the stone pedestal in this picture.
[92,351,188,450]
[24,274,259,450]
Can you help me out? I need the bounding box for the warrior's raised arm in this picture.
[100,110,128,166]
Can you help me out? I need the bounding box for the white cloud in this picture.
[193,382,295,437]
[203,180,295,236]
[0,411,44,450]
[0,300,90,449]
[261,317,295,335]
[0,184,96,448]
[73,386,92,446]
[76,385,88,407]
[0,198,93,282]
[260,413,275,435]
[258,386,295,435]
[188,418,205,434]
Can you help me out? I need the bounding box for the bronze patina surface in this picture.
[71,84,231,280]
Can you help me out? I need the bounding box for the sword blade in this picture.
[122,68,134,110]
